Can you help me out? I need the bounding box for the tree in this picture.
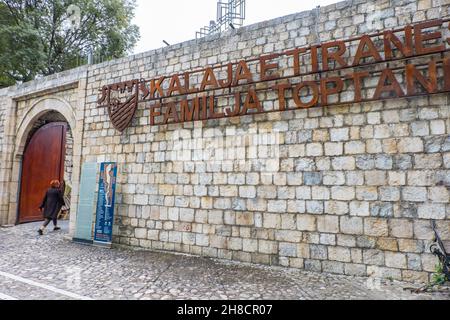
[0,0,140,88]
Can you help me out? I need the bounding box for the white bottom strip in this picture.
[0,292,18,300]
[0,271,92,300]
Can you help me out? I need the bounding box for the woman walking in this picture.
[38,180,65,235]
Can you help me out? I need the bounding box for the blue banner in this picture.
[94,162,118,245]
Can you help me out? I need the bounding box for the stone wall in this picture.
[79,0,450,283]
[0,88,12,225]
[0,0,449,283]
[0,89,6,155]
[0,87,12,155]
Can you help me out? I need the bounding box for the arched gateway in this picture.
[13,98,76,224]
[18,122,68,223]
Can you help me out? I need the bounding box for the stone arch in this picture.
[9,96,77,225]
[15,97,76,157]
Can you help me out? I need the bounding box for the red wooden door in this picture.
[19,122,66,223]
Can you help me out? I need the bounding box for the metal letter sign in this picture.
[98,19,450,132]
[94,162,118,247]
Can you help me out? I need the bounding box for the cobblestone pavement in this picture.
[0,222,448,300]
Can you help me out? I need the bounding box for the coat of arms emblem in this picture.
[97,80,141,132]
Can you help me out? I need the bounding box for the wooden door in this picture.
[18,122,66,223]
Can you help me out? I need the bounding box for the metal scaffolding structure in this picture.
[196,0,246,39]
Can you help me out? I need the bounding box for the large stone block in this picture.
[397,138,423,153]
[310,244,328,260]
[322,261,345,274]
[388,172,406,186]
[324,142,343,156]
[306,143,323,156]
[402,187,427,202]
[364,218,388,237]
[332,157,356,170]
[413,220,434,240]
[323,172,346,186]
[258,240,278,254]
[389,219,413,238]
[317,215,339,233]
[414,154,442,169]
[135,228,147,239]
[239,186,256,198]
[297,215,316,231]
[330,128,349,141]
[428,187,449,203]
[287,200,306,213]
[406,253,422,271]
[349,201,370,216]
[267,200,287,213]
[328,246,351,262]
[340,216,363,235]
[370,202,394,218]
[331,186,355,201]
[306,201,324,214]
[337,234,356,247]
[344,263,367,276]
[407,171,436,187]
[324,201,349,215]
[279,242,298,257]
[303,172,323,186]
[417,203,446,219]
[421,254,439,272]
[410,121,429,136]
[304,259,322,272]
[365,171,386,186]
[263,213,281,228]
[345,141,365,154]
[235,212,254,226]
[356,187,378,201]
[398,239,424,253]
[376,238,398,251]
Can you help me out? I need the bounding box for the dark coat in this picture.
[40,188,65,220]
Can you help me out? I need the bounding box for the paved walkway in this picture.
[0,221,448,300]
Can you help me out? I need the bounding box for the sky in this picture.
[132,0,339,54]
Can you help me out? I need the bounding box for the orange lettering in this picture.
[167,75,185,96]
[150,103,161,125]
[150,76,166,98]
[384,26,413,59]
[241,90,262,115]
[219,63,233,88]
[208,95,223,119]
[181,98,200,122]
[260,54,280,81]
[414,20,445,55]
[445,57,450,91]
[347,71,370,102]
[406,61,438,95]
[233,60,253,85]
[373,68,405,100]
[286,48,306,75]
[353,35,382,66]
[320,77,344,105]
[322,41,348,71]
[273,83,291,111]
[293,82,319,108]
[200,68,219,91]
[163,102,180,124]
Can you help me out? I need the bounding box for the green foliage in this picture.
[431,263,447,286]
[0,0,140,87]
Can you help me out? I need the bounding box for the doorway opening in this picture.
[18,111,73,224]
